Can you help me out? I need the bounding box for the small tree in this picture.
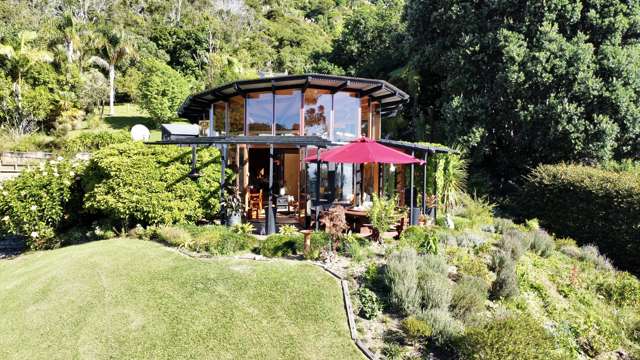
[368,194,398,243]
[137,58,191,125]
[320,205,348,253]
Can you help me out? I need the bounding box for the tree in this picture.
[405,0,640,185]
[90,28,135,116]
[0,31,53,134]
[137,58,191,124]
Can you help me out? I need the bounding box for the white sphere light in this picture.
[131,124,150,141]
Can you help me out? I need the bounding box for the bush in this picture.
[446,247,492,284]
[491,251,519,299]
[451,275,487,322]
[519,164,640,272]
[593,271,640,307]
[419,270,452,310]
[82,142,223,227]
[381,342,407,360]
[420,308,464,345]
[419,253,449,277]
[176,225,255,255]
[386,248,422,315]
[356,287,382,319]
[294,231,329,260]
[363,262,386,293]
[231,223,255,235]
[579,245,614,271]
[451,230,487,248]
[493,217,517,234]
[498,228,528,260]
[278,224,298,235]
[156,225,192,247]
[368,194,397,240]
[342,233,369,262]
[60,130,130,154]
[399,226,439,254]
[0,158,85,249]
[137,58,192,124]
[401,316,432,343]
[529,229,555,257]
[458,313,556,359]
[261,233,301,257]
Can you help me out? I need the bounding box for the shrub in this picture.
[137,58,191,124]
[455,194,495,229]
[60,130,131,154]
[231,223,255,235]
[156,225,192,247]
[320,206,348,251]
[529,229,555,257]
[363,262,387,293]
[452,230,487,248]
[560,245,582,259]
[296,231,329,260]
[579,245,614,271]
[342,233,369,262]
[555,237,577,248]
[446,247,492,284]
[277,224,298,235]
[261,233,301,257]
[451,275,487,322]
[368,194,397,241]
[399,226,439,254]
[493,217,517,234]
[519,164,640,271]
[593,272,640,307]
[0,158,85,250]
[525,218,540,231]
[386,248,422,315]
[381,342,407,360]
[419,253,449,277]
[491,251,519,299]
[458,313,556,359]
[419,270,452,310]
[498,228,527,260]
[401,316,432,343]
[420,308,464,345]
[181,225,255,255]
[356,287,382,319]
[82,142,223,228]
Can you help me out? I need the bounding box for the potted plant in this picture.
[221,186,243,226]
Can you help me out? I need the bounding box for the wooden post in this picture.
[315,150,321,231]
[409,151,415,225]
[422,152,428,214]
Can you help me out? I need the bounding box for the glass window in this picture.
[333,92,359,142]
[335,163,354,203]
[228,96,244,135]
[247,92,273,135]
[213,102,225,135]
[304,89,331,138]
[360,97,370,138]
[275,89,301,135]
[371,102,381,139]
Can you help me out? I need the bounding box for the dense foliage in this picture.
[137,58,191,124]
[519,164,640,272]
[405,0,640,185]
[0,157,85,249]
[83,141,224,227]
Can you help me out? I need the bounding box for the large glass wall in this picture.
[213,102,225,135]
[228,96,244,135]
[372,102,381,139]
[304,89,331,138]
[333,92,359,142]
[247,92,273,135]
[275,89,301,135]
[360,97,370,138]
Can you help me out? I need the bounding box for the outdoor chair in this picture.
[248,190,263,220]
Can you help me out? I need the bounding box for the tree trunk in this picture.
[108,64,115,116]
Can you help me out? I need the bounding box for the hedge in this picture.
[518,164,640,272]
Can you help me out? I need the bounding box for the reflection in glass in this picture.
[360,97,370,138]
[372,101,381,139]
[228,96,244,135]
[304,89,331,138]
[247,92,273,135]
[275,89,301,135]
[333,92,359,142]
[213,102,225,135]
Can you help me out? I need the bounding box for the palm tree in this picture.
[0,31,53,122]
[90,29,135,116]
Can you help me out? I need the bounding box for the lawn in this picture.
[0,239,362,360]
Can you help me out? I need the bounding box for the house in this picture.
[153,74,448,233]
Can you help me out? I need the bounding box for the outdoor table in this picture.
[344,208,370,233]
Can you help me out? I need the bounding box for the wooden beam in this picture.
[359,84,383,97]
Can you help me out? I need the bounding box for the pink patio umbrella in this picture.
[304,137,423,164]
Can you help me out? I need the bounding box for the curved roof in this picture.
[177,73,410,121]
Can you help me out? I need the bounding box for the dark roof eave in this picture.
[146,135,335,147]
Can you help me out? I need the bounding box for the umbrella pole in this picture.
[422,152,428,215]
[315,151,321,231]
[266,144,276,235]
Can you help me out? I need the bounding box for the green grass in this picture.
[102,104,161,141]
[0,239,362,359]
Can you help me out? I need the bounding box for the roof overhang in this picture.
[177,74,410,121]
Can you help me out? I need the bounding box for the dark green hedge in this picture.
[519,164,640,272]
